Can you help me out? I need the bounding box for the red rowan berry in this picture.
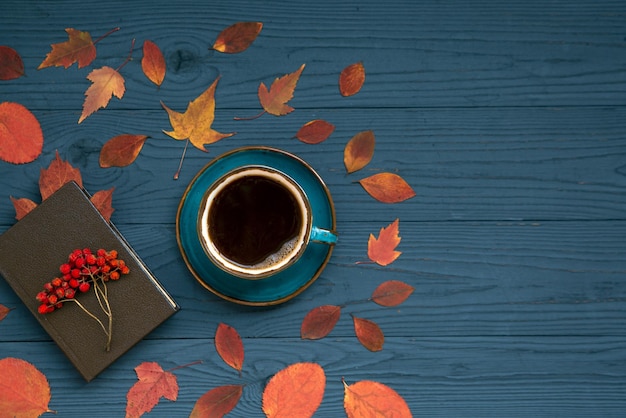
[110,271,120,281]
[74,257,85,268]
[55,287,65,298]
[60,263,71,275]
[96,256,106,267]
[71,269,81,279]
[48,294,58,305]
[69,279,79,289]
[65,288,75,299]
[97,248,106,257]
[43,282,54,292]
[38,304,50,314]
[79,282,90,293]
[86,254,97,265]
[102,265,111,273]
[83,248,92,255]
[36,292,48,303]
[121,266,130,275]
[51,277,62,287]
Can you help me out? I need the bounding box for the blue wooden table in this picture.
[2,0,626,416]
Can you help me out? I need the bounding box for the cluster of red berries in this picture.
[36,248,130,314]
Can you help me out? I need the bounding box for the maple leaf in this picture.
[367,218,402,266]
[38,28,97,69]
[39,150,83,200]
[301,305,341,340]
[339,61,366,97]
[79,66,125,123]
[343,378,412,418]
[0,46,25,80]
[358,172,416,203]
[344,130,375,174]
[259,63,305,116]
[0,357,54,416]
[215,323,244,374]
[371,280,414,307]
[213,22,263,53]
[0,102,44,164]
[189,385,243,418]
[90,187,115,222]
[161,76,235,151]
[262,362,326,418]
[352,315,384,352]
[10,196,38,221]
[295,119,335,144]
[0,304,10,322]
[125,362,178,418]
[99,134,149,168]
[141,40,166,87]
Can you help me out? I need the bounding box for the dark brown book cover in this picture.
[0,181,179,381]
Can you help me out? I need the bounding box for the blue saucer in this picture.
[176,147,336,306]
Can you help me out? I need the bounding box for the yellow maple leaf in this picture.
[79,66,125,124]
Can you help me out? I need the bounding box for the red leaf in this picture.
[189,385,243,418]
[352,315,384,352]
[215,323,244,373]
[343,379,412,418]
[371,280,414,307]
[0,357,53,417]
[258,64,305,116]
[79,66,125,124]
[0,102,44,164]
[367,219,402,266]
[213,22,263,53]
[10,197,38,221]
[262,362,326,418]
[358,172,415,203]
[39,151,83,200]
[0,46,25,80]
[0,304,10,322]
[90,187,115,222]
[141,40,166,87]
[125,362,178,418]
[99,134,149,168]
[295,119,335,144]
[38,28,96,69]
[344,130,375,173]
[339,62,365,97]
[301,305,341,340]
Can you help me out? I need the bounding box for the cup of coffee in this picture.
[198,165,337,279]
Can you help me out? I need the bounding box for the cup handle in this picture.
[310,226,338,245]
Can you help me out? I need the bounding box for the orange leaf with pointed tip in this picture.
[162,77,235,151]
[359,172,415,203]
[142,40,165,87]
[0,357,53,417]
[79,66,125,123]
[125,361,178,418]
[343,379,412,418]
[0,46,25,80]
[100,134,149,168]
[0,304,10,321]
[344,130,375,173]
[352,315,384,352]
[258,64,305,117]
[339,62,365,97]
[213,22,263,53]
[10,196,37,221]
[39,151,83,200]
[295,119,335,144]
[90,187,115,222]
[38,28,96,69]
[371,280,414,307]
[0,102,44,164]
[301,305,341,340]
[189,385,243,418]
[215,323,244,373]
[368,218,402,266]
[262,362,325,418]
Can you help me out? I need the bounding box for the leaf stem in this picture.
[173,139,189,180]
[115,38,135,72]
[93,27,121,45]
[167,360,203,372]
[233,110,266,121]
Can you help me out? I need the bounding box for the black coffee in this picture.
[208,175,302,267]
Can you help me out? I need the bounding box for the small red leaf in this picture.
[301,305,341,340]
[368,218,402,266]
[344,130,375,173]
[39,151,83,200]
[189,385,243,418]
[295,119,335,144]
[0,304,10,321]
[343,379,412,418]
[0,102,44,164]
[372,280,414,307]
[0,46,25,80]
[358,172,416,203]
[0,357,52,417]
[262,362,326,418]
[90,187,115,222]
[352,315,384,352]
[215,323,244,373]
[10,196,38,221]
[125,362,178,418]
[99,134,149,168]
[339,62,365,97]
[142,40,166,87]
[213,22,263,53]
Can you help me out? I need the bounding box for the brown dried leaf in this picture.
[0,357,52,417]
[258,64,305,116]
[295,119,335,144]
[215,323,244,373]
[358,172,416,203]
[0,46,25,80]
[79,66,125,124]
[371,280,414,307]
[141,40,166,87]
[38,28,96,69]
[301,305,341,340]
[339,62,365,97]
[125,362,178,418]
[99,134,149,168]
[344,130,375,173]
[367,218,402,266]
[189,385,243,418]
[0,102,44,164]
[90,187,115,222]
[343,379,412,418]
[39,151,83,200]
[262,362,325,418]
[213,22,263,53]
[352,315,384,352]
[10,197,38,221]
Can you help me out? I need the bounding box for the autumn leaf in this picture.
[0,357,54,417]
[125,362,178,418]
[339,62,365,97]
[295,119,335,144]
[38,28,97,69]
[213,22,263,53]
[99,134,149,168]
[343,379,412,418]
[189,385,243,418]
[301,305,341,340]
[39,151,83,200]
[0,304,10,321]
[215,322,244,374]
[358,172,416,203]
[0,46,25,80]
[161,76,235,151]
[344,130,375,174]
[352,315,384,352]
[371,280,414,307]
[141,40,165,87]
[0,102,44,164]
[79,66,125,123]
[262,362,325,418]
[10,196,38,221]
[367,218,402,266]
[90,187,115,222]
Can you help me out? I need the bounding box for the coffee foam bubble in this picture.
[247,236,300,271]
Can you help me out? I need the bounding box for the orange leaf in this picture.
[367,218,401,266]
[0,304,10,321]
[0,357,53,417]
[38,28,96,69]
[301,305,341,340]
[0,46,25,80]
[79,66,125,124]
[0,102,44,164]
[344,130,375,173]
[213,22,263,53]
[258,63,305,117]
[125,361,178,418]
[295,119,335,144]
[189,385,243,418]
[10,196,38,221]
[262,362,325,418]
[90,187,115,222]
[162,76,235,151]
[343,379,412,418]
[99,134,149,168]
[352,315,384,352]
[339,62,365,97]
[358,173,415,203]
[39,151,83,200]
[371,280,414,307]
[215,323,244,373]
[141,40,166,87]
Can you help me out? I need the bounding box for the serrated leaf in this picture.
[0,102,44,164]
[367,218,402,266]
[0,357,52,417]
[344,130,375,173]
[358,172,416,203]
[38,28,96,69]
[344,379,412,418]
[301,305,341,340]
[213,22,263,53]
[295,119,335,144]
[215,323,244,373]
[39,151,83,200]
[99,134,149,168]
[339,61,365,97]
[90,187,115,222]
[79,66,125,124]
[352,315,384,352]
[125,362,178,418]
[10,197,38,221]
[258,63,305,116]
[141,40,165,87]
[262,362,325,418]
[189,385,243,418]
[371,280,414,307]
[0,46,25,80]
